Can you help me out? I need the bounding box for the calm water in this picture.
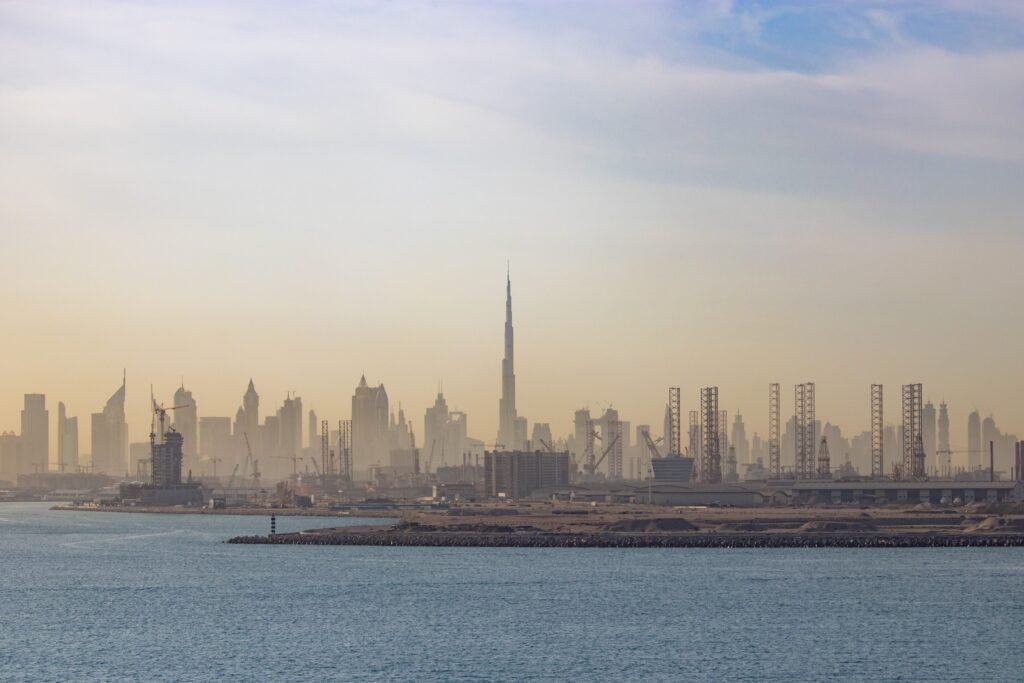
[2,503,1023,682]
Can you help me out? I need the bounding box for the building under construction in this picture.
[483,450,570,499]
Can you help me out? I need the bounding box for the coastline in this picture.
[227,528,1024,548]
[224,504,1024,548]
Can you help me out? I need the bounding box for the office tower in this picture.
[308,410,318,456]
[199,417,232,463]
[91,376,128,475]
[173,384,197,472]
[937,401,950,474]
[574,409,593,467]
[531,423,553,451]
[389,406,413,451]
[262,416,280,468]
[57,402,79,471]
[922,401,936,471]
[0,432,24,484]
[731,413,749,464]
[278,393,303,460]
[424,389,450,457]
[352,375,389,471]
[497,270,518,450]
[21,394,49,473]
[968,411,981,471]
[599,408,623,479]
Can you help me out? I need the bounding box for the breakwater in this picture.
[227,530,1024,548]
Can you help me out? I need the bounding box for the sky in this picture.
[1,0,1022,465]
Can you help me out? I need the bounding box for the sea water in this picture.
[2,502,1023,682]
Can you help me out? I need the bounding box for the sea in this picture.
[1,502,1023,682]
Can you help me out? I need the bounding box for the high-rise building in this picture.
[0,432,24,484]
[278,394,303,460]
[173,384,197,473]
[497,270,519,450]
[938,401,950,474]
[199,417,232,464]
[424,389,450,458]
[352,375,389,473]
[91,376,127,475]
[21,394,49,473]
[731,413,749,464]
[57,401,79,471]
[967,411,982,471]
[599,408,623,479]
[531,423,553,451]
[922,401,936,471]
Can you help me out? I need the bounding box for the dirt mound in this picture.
[963,517,1024,533]
[797,520,877,533]
[602,518,698,533]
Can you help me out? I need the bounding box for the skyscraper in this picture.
[731,413,749,464]
[967,411,981,471]
[497,270,518,450]
[91,376,127,475]
[21,394,49,473]
[57,401,79,471]
[352,375,389,472]
[938,401,950,473]
[922,401,936,471]
[234,379,260,458]
[173,384,197,472]
[424,389,450,458]
[278,393,303,460]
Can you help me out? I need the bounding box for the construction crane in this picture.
[225,463,240,490]
[150,394,192,440]
[539,439,555,452]
[243,432,260,490]
[425,440,436,475]
[642,432,664,459]
[583,434,621,477]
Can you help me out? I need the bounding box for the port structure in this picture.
[795,382,816,479]
[768,383,780,479]
[871,384,884,479]
[700,387,721,484]
[902,383,924,480]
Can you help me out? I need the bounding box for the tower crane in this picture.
[243,432,260,490]
[225,463,240,490]
[583,434,621,477]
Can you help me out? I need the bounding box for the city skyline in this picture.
[1,1,1021,466]
[0,269,1018,476]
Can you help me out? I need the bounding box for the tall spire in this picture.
[498,266,517,449]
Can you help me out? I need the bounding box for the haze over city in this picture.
[1,0,1021,473]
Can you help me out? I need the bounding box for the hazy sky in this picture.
[1,1,1022,462]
